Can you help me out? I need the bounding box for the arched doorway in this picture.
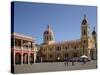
[23,53,28,64]
[30,53,34,64]
[15,53,21,64]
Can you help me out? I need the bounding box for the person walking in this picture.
[72,58,74,66]
[72,61,74,66]
[64,62,66,66]
[67,61,68,66]
[66,59,68,66]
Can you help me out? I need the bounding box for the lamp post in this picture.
[57,57,60,62]
[41,57,42,63]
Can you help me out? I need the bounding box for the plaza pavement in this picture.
[14,60,97,74]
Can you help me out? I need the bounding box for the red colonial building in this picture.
[11,32,36,65]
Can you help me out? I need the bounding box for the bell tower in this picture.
[81,14,89,56]
[92,27,97,48]
[91,27,97,60]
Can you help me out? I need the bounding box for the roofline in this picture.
[11,32,35,41]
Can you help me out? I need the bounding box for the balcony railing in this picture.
[14,46,33,50]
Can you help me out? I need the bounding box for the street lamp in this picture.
[57,57,60,62]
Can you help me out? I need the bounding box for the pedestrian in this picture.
[67,61,68,66]
[72,61,74,66]
[66,59,68,66]
[30,61,32,65]
[96,64,97,68]
[64,62,66,66]
[72,59,74,66]
[83,58,86,64]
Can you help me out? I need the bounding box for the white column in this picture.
[14,38,16,65]
[34,47,37,63]
[14,49,15,65]
[28,53,30,64]
[21,40,23,64]
[88,49,91,60]
[34,52,36,63]
[28,41,30,64]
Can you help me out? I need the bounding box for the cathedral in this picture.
[11,15,97,65]
[37,15,97,62]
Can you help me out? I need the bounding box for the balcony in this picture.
[14,46,33,51]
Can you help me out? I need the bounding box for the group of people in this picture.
[64,57,88,66]
[64,60,75,66]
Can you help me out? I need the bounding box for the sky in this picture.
[13,1,97,44]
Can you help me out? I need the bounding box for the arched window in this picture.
[51,36,53,40]
[56,46,60,51]
[43,54,46,58]
[50,36,51,40]
[74,53,76,57]
[15,53,21,64]
[65,54,68,57]
[23,53,28,64]
[15,39,21,47]
[84,40,86,43]
[66,47,67,50]
[47,36,48,40]
[50,36,52,40]
[50,48,52,51]
[50,54,53,58]
[74,46,76,50]
[74,53,78,57]
[84,30,86,35]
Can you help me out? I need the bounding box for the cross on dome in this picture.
[84,14,86,19]
[47,24,51,29]
[92,27,96,35]
[82,14,88,25]
[93,27,95,31]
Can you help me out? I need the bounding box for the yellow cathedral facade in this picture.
[37,15,97,62]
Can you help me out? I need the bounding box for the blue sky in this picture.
[13,1,97,44]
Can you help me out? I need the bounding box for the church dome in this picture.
[43,24,55,45]
[44,30,53,35]
[92,27,96,35]
[92,31,96,35]
[44,24,53,35]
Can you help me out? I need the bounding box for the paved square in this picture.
[14,60,97,74]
